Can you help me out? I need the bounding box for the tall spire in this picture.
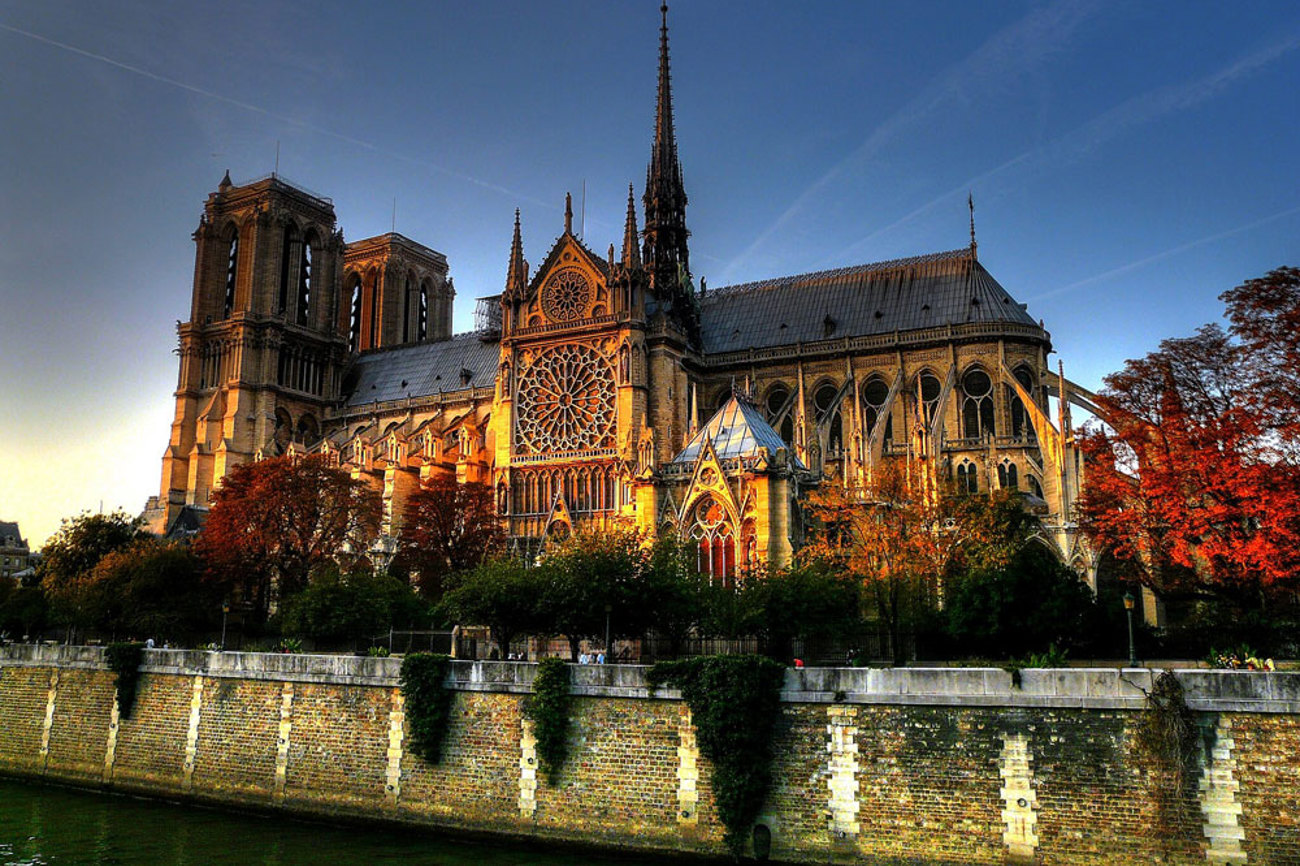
[564,192,573,235]
[505,209,526,299]
[968,192,978,260]
[622,184,641,268]
[642,2,690,297]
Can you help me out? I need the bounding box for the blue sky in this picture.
[2,0,1297,546]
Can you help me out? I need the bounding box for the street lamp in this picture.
[221,602,230,650]
[604,604,612,662]
[1123,590,1137,668]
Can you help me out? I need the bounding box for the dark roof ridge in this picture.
[708,248,972,299]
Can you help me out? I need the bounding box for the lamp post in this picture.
[220,602,230,650]
[604,604,612,661]
[1123,590,1137,668]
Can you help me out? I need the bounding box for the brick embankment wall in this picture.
[2,645,1299,864]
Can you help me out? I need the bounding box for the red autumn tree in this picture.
[395,475,503,599]
[1078,267,1300,611]
[194,455,382,619]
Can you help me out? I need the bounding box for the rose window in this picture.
[541,269,592,322]
[515,344,616,453]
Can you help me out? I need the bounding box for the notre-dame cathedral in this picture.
[144,6,1099,585]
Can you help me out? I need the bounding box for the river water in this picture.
[0,779,680,865]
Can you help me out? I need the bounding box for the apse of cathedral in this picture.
[143,5,1099,583]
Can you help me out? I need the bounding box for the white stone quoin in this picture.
[1199,715,1247,864]
[999,732,1039,861]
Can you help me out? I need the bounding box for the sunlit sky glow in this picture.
[2,1,1297,547]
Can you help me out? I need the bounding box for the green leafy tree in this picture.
[537,530,647,660]
[38,510,142,632]
[83,539,219,642]
[0,580,48,639]
[438,557,542,657]
[742,563,861,662]
[279,568,428,647]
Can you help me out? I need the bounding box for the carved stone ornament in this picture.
[514,343,616,453]
[541,268,593,323]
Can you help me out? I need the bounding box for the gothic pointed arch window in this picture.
[418,278,431,342]
[961,367,996,439]
[997,461,1019,491]
[813,381,844,456]
[1008,365,1036,439]
[402,274,414,343]
[367,270,381,349]
[861,375,894,446]
[916,370,942,426]
[346,273,363,353]
[222,224,239,319]
[765,384,795,444]
[296,230,316,326]
[956,461,978,494]
[278,224,302,316]
[688,495,736,586]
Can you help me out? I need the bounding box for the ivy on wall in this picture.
[399,653,454,763]
[104,642,145,720]
[648,654,786,856]
[525,657,572,784]
[1133,670,1199,840]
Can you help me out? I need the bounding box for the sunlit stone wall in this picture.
[2,645,1299,864]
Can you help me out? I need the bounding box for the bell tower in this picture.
[148,172,348,533]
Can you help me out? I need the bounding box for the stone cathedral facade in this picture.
[145,7,1098,584]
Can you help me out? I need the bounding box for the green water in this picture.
[0,779,681,865]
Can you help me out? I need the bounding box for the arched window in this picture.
[688,496,735,586]
[861,376,894,446]
[273,408,293,452]
[402,275,414,343]
[997,461,1019,491]
[368,270,381,348]
[418,279,430,341]
[814,382,843,455]
[961,367,996,439]
[1009,365,1036,439]
[222,224,239,319]
[917,371,942,426]
[1028,475,1044,499]
[346,274,363,353]
[956,462,978,494]
[296,232,315,326]
[765,385,795,444]
[296,414,319,445]
[278,224,301,315]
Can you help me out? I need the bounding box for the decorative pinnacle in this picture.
[622,184,641,268]
[564,192,573,234]
[506,208,525,296]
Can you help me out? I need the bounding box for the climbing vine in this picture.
[105,642,145,720]
[1132,670,1199,840]
[525,657,572,784]
[399,653,454,763]
[648,655,786,857]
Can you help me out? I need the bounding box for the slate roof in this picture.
[0,522,22,545]
[673,396,805,468]
[698,249,1038,355]
[343,332,499,407]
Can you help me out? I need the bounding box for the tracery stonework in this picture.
[541,268,592,322]
[514,343,616,454]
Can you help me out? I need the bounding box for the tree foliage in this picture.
[399,653,454,763]
[194,455,381,620]
[438,557,541,657]
[278,568,428,646]
[524,656,572,785]
[801,463,1025,663]
[39,510,142,628]
[1079,267,1300,612]
[396,476,503,600]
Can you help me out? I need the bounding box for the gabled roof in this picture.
[526,232,612,298]
[673,395,804,468]
[343,332,498,407]
[698,249,1039,355]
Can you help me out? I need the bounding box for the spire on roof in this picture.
[968,192,977,261]
[622,184,642,268]
[642,2,690,300]
[219,169,232,190]
[505,209,526,299]
[564,192,573,235]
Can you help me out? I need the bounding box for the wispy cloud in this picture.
[827,28,1300,265]
[1026,203,1300,303]
[0,22,553,210]
[719,0,1102,284]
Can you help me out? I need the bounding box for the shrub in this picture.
[105,642,145,720]
[525,657,571,784]
[399,653,454,763]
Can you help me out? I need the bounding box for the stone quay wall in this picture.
[2,645,1298,864]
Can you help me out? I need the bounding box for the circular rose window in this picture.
[515,343,616,453]
[541,269,592,322]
